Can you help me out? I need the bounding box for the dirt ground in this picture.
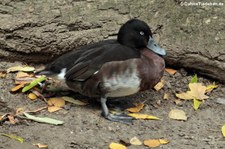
[0,61,225,149]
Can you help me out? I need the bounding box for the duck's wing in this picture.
[36,40,116,75]
[65,44,140,81]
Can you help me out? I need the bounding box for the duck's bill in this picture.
[147,37,166,56]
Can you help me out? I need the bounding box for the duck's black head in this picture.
[118,19,166,56]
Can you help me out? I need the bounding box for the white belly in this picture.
[103,70,140,97]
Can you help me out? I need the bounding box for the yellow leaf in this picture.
[109,142,126,149]
[222,124,225,137]
[126,103,144,113]
[130,136,142,145]
[163,93,170,100]
[153,79,165,91]
[0,133,24,143]
[159,139,169,144]
[10,83,26,92]
[168,109,187,121]
[47,98,65,108]
[193,98,202,110]
[7,66,35,73]
[48,106,62,113]
[128,113,160,120]
[144,139,161,148]
[165,68,177,75]
[206,84,218,93]
[33,143,48,148]
[176,83,209,100]
[28,93,37,100]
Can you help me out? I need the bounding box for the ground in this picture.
[0,61,225,149]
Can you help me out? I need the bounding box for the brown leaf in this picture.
[47,98,65,108]
[62,96,88,106]
[16,72,33,78]
[0,71,6,78]
[126,103,144,113]
[7,115,16,124]
[153,79,165,91]
[48,106,62,113]
[163,93,170,100]
[10,83,26,92]
[165,68,177,75]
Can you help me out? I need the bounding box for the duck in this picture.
[36,19,166,123]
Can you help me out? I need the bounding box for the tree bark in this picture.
[0,0,225,82]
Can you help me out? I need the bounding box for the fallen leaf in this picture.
[16,72,32,78]
[15,76,36,84]
[174,99,183,105]
[16,108,25,115]
[206,83,218,93]
[176,83,209,100]
[109,142,127,149]
[126,103,144,113]
[48,98,65,108]
[48,106,62,113]
[144,139,161,148]
[159,139,169,144]
[153,79,165,91]
[165,68,177,75]
[128,113,160,120]
[0,71,6,78]
[7,66,35,73]
[10,83,26,92]
[168,109,187,121]
[7,115,16,124]
[22,76,46,92]
[28,93,37,100]
[193,98,202,110]
[222,124,225,137]
[0,133,24,143]
[33,143,48,148]
[190,74,198,83]
[23,112,64,125]
[130,136,142,145]
[62,96,88,106]
[163,93,170,100]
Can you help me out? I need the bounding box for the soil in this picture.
[0,61,225,149]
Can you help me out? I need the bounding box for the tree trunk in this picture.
[0,0,225,82]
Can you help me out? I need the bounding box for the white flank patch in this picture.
[104,68,140,97]
[57,68,67,80]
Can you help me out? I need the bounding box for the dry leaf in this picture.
[128,113,160,120]
[0,71,6,78]
[16,72,32,78]
[62,96,88,106]
[109,142,127,149]
[130,136,142,145]
[159,139,169,144]
[176,83,209,100]
[206,83,218,93]
[7,66,35,73]
[168,109,187,121]
[153,79,165,91]
[7,115,16,124]
[174,99,183,105]
[0,133,24,143]
[163,93,170,100]
[33,143,48,148]
[165,68,177,75]
[48,106,62,113]
[16,108,25,115]
[144,139,161,148]
[10,83,26,92]
[47,98,65,108]
[126,103,144,113]
[222,124,225,137]
[28,93,37,100]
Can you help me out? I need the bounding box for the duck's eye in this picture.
[140,31,145,36]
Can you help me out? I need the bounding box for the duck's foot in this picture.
[100,96,134,124]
